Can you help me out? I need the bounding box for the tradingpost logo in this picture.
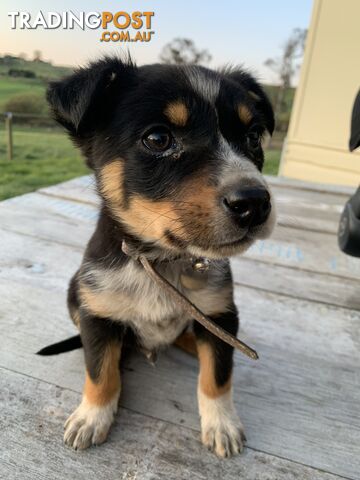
[7,11,155,43]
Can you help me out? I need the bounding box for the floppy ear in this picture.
[226,70,275,135]
[47,56,137,136]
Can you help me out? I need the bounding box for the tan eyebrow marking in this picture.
[237,104,253,125]
[164,101,189,127]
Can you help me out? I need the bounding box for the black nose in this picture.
[223,187,271,228]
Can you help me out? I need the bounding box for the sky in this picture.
[0,1,313,84]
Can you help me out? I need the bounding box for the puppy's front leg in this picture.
[194,304,246,458]
[64,314,123,450]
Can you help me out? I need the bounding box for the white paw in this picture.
[198,389,246,458]
[64,398,118,450]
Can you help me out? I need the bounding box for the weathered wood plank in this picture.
[246,224,360,280]
[0,193,95,248]
[39,175,99,206]
[266,175,355,196]
[0,368,344,480]
[273,189,342,234]
[2,191,360,281]
[231,257,360,310]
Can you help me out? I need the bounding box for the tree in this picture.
[33,50,42,62]
[264,28,307,132]
[160,38,211,65]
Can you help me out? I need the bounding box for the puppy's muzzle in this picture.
[222,185,271,229]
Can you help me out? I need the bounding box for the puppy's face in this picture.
[48,58,276,258]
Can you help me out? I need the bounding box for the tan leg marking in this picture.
[174,331,198,357]
[197,341,231,398]
[196,340,245,458]
[64,341,122,450]
[84,341,121,406]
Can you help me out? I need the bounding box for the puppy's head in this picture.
[47,56,276,259]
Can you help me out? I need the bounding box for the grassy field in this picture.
[0,56,71,79]
[0,126,89,200]
[0,77,46,112]
[0,124,280,201]
[0,55,72,112]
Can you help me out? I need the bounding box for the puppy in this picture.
[47,56,275,457]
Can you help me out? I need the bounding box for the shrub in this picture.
[4,93,48,115]
[8,68,36,78]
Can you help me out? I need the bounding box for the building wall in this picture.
[280,0,360,186]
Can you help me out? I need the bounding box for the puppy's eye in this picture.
[142,128,173,152]
[246,130,261,149]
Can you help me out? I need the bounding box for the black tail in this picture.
[37,334,82,356]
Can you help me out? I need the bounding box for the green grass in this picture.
[0,77,46,112]
[0,55,71,79]
[264,149,281,175]
[0,126,89,200]
[0,55,73,112]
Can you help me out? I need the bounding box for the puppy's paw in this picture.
[199,390,246,458]
[201,413,246,458]
[64,398,117,450]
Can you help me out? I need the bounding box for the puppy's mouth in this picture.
[214,235,250,248]
[164,229,253,258]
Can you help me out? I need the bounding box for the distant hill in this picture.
[0,55,72,80]
[0,55,73,112]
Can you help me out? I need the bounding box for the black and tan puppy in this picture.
[47,56,275,457]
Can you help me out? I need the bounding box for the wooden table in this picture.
[0,175,359,480]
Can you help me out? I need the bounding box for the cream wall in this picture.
[280,0,360,186]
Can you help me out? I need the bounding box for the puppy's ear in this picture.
[47,56,137,136]
[226,70,275,135]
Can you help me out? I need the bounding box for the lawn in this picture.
[0,77,46,112]
[0,125,280,201]
[0,126,89,200]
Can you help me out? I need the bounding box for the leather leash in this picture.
[122,240,258,360]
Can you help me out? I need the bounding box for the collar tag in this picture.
[192,258,210,273]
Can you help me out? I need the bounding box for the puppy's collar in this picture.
[121,240,258,360]
[121,236,210,271]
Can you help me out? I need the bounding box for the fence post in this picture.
[5,112,13,161]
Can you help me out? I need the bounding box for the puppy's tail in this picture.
[36,334,82,356]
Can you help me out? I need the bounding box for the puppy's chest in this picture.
[83,259,230,349]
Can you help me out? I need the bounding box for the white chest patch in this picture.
[80,258,232,350]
